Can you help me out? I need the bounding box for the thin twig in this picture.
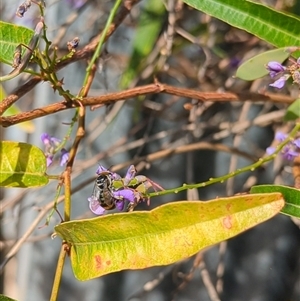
[199,257,221,301]
[0,82,294,126]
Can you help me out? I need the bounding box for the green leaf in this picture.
[284,98,300,121]
[55,193,284,280]
[235,47,291,81]
[120,0,165,88]
[251,185,300,218]
[0,21,34,66]
[182,0,300,48]
[0,295,18,301]
[0,141,48,187]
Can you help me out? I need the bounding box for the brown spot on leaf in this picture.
[106,260,111,266]
[222,215,232,229]
[95,255,102,270]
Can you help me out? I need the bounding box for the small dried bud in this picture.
[16,0,31,18]
[67,37,80,52]
[12,45,22,68]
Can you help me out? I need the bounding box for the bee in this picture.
[88,165,164,215]
[92,171,116,210]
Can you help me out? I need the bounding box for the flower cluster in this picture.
[88,165,163,215]
[266,57,300,89]
[266,132,300,161]
[41,133,69,167]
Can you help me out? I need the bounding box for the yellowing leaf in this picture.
[0,141,48,187]
[55,193,284,280]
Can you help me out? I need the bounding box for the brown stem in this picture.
[0,81,295,127]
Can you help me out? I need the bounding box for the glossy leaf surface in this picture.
[183,0,300,48]
[251,185,300,218]
[0,21,34,65]
[0,141,48,187]
[55,193,284,280]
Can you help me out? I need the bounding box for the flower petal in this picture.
[96,165,108,174]
[41,133,51,145]
[282,148,299,160]
[270,76,287,89]
[267,61,286,72]
[266,147,276,156]
[293,138,300,148]
[50,136,61,146]
[113,189,138,203]
[124,165,137,185]
[60,149,69,166]
[275,132,287,141]
[115,200,125,211]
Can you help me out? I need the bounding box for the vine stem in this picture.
[49,4,124,294]
[49,245,67,301]
[82,0,123,85]
[149,123,300,197]
[50,17,101,301]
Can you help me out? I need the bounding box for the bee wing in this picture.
[88,195,105,215]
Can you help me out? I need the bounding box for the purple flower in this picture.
[41,133,51,146]
[88,187,140,216]
[96,165,107,174]
[41,133,67,167]
[88,166,146,215]
[267,132,300,161]
[266,146,276,155]
[115,200,125,211]
[46,155,54,167]
[281,146,299,161]
[266,61,286,78]
[293,138,300,148]
[113,188,138,204]
[50,136,61,146]
[275,132,287,142]
[95,165,121,180]
[269,75,288,89]
[123,165,137,185]
[88,165,163,215]
[60,149,69,166]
